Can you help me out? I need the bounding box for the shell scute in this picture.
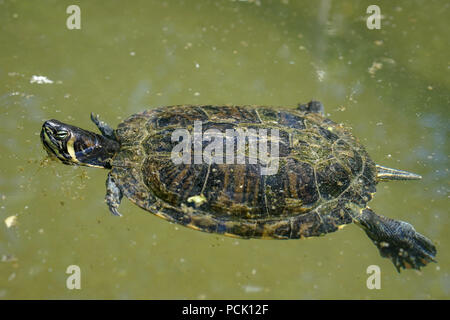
[112,105,376,239]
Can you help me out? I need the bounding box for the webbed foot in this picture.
[90,113,117,141]
[106,173,123,217]
[356,208,437,272]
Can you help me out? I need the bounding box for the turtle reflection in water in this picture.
[40,101,437,272]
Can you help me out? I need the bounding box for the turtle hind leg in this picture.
[105,173,123,217]
[355,208,436,272]
[90,113,117,141]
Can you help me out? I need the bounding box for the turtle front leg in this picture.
[354,207,436,272]
[105,173,123,217]
[90,113,117,141]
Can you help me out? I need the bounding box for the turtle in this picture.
[40,101,436,271]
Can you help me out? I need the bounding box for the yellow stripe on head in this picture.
[66,135,79,163]
[42,129,63,158]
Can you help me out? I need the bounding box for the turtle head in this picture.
[40,119,120,169]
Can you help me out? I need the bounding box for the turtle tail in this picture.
[355,208,437,272]
[376,165,422,182]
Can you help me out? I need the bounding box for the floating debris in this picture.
[4,216,18,228]
[374,40,384,46]
[368,62,383,76]
[8,72,24,77]
[30,75,54,84]
[380,57,396,65]
[1,254,18,263]
[242,285,263,293]
[316,69,326,82]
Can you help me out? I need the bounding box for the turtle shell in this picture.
[110,105,377,239]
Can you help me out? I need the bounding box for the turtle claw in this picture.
[108,206,123,217]
[90,112,99,123]
[90,113,102,130]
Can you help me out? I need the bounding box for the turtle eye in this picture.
[55,130,69,140]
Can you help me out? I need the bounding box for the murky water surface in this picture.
[0,0,448,299]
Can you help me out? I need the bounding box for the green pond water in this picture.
[0,0,448,299]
